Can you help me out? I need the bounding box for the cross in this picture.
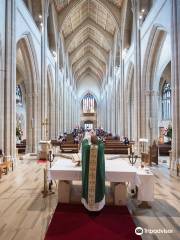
[42,118,49,140]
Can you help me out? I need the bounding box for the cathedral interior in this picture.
[0,0,180,239]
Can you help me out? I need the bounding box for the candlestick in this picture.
[128,152,138,166]
[132,145,134,153]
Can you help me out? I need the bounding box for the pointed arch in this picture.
[142,25,168,144]
[16,33,40,153]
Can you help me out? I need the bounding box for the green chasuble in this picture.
[81,138,105,211]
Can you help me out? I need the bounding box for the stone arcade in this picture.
[0,1,180,240]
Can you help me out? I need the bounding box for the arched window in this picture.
[161,81,171,120]
[82,93,95,113]
[16,85,23,106]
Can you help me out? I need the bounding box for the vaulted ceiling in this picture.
[54,0,123,87]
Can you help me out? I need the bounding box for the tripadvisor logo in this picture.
[135,227,144,235]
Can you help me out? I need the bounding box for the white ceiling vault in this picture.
[54,0,123,98]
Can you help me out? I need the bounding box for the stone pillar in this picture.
[63,80,67,132]
[132,0,141,151]
[41,0,49,140]
[54,34,60,138]
[118,57,125,137]
[70,90,72,130]
[121,60,125,137]
[105,91,108,131]
[171,0,180,169]
[0,1,5,151]
[115,75,119,136]
[4,0,16,160]
[59,79,63,134]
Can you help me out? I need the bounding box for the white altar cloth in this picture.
[48,158,154,202]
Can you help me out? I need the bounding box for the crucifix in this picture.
[42,118,49,140]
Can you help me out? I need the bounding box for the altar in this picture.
[48,158,154,205]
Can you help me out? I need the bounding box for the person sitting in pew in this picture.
[123,137,129,145]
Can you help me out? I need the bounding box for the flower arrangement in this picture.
[16,125,23,140]
[163,124,172,139]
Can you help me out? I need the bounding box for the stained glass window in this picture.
[82,93,95,113]
[161,81,171,120]
[16,85,23,106]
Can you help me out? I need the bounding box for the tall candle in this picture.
[132,145,134,153]
[128,148,130,155]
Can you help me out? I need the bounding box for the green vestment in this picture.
[81,138,105,211]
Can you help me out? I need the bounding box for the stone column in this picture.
[132,0,141,151]
[54,34,60,138]
[0,1,5,151]
[41,0,49,140]
[171,0,180,170]
[70,90,72,130]
[104,90,109,131]
[4,0,16,160]
[59,79,63,134]
[63,80,67,132]
[144,90,159,147]
[119,57,125,137]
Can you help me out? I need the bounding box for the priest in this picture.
[81,132,105,211]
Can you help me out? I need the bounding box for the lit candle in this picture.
[128,148,130,155]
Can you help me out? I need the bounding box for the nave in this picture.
[0,155,179,240]
[0,0,180,239]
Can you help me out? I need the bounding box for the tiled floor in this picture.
[0,155,179,240]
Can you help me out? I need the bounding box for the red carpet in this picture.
[37,159,47,164]
[45,204,141,240]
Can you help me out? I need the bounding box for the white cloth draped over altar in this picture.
[48,158,154,202]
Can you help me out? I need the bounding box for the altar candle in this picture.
[132,145,134,153]
[128,148,130,155]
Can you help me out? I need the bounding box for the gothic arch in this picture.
[79,90,99,105]
[121,0,133,50]
[142,25,168,144]
[16,33,40,153]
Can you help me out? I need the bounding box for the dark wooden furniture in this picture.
[16,140,26,154]
[141,141,158,165]
[104,141,132,154]
[141,152,150,165]
[60,143,79,153]
[51,140,61,147]
[158,143,171,156]
[0,160,13,178]
[150,141,158,165]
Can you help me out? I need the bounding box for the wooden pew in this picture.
[60,143,79,153]
[16,140,26,154]
[104,141,132,154]
[51,140,61,147]
[158,143,171,156]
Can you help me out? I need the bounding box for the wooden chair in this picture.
[0,150,13,178]
[150,141,158,165]
[141,152,150,166]
[141,141,158,166]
